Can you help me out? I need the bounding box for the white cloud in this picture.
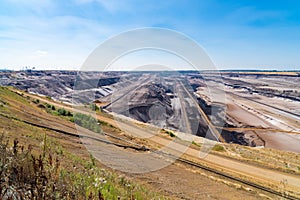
[5,0,54,14]
[74,0,134,13]
[0,13,117,69]
[97,0,132,13]
[34,50,48,57]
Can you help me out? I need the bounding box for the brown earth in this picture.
[16,88,300,199]
[0,87,272,200]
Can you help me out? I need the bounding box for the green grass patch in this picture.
[161,129,176,137]
[192,141,201,147]
[73,112,101,133]
[0,134,167,199]
[212,144,225,152]
[90,103,100,112]
[98,120,117,129]
[0,86,29,105]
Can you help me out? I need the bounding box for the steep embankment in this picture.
[3,87,298,199]
[0,86,167,199]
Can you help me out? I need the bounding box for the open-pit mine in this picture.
[1,70,300,153]
[1,69,300,199]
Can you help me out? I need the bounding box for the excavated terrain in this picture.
[1,70,300,151]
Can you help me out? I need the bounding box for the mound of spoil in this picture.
[125,83,174,128]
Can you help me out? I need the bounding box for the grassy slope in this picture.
[1,86,299,198]
[4,85,299,174]
[0,86,168,199]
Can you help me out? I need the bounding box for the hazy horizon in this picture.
[1,68,300,72]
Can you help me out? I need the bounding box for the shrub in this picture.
[45,103,52,109]
[192,141,201,147]
[58,108,67,116]
[0,135,164,200]
[162,129,175,137]
[74,113,101,133]
[168,131,175,137]
[66,110,73,117]
[0,136,66,199]
[33,99,40,104]
[212,144,225,152]
[37,104,46,109]
[90,103,99,112]
[56,108,73,117]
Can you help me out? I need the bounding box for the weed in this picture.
[32,99,40,104]
[98,120,118,129]
[0,134,166,199]
[90,103,100,112]
[74,112,101,133]
[162,129,176,137]
[212,144,225,152]
[192,141,201,147]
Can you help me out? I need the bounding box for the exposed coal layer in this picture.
[126,83,174,124]
[2,70,298,148]
[0,71,120,104]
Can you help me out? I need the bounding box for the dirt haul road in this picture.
[23,91,300,194]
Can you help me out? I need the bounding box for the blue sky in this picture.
[1,0,300,70]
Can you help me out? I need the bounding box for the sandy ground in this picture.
[194,75,300,153]
[131,163,262,200]
[225,101,269,128]
[224,93,300,153]
[1,92,268,200]
[1,112,264,200]
[19,90,300,196]
[256,131,300,152]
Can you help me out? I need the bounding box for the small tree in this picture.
[58,108,67,116]
[90,103,99,112]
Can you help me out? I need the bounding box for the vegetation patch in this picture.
[161,129,176,137]
[0,86,28,105]
[224,144,300,174]
[57,108,72,117]
[90,103,100,112]
[32,98,40,104]
[192,141,201,147]
[0,134,167,200]
[30,97,117,135]
[73,112,101,133]
[212,144,225,152]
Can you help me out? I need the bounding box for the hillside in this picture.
[0,86,300,199]
[0,86,168,199]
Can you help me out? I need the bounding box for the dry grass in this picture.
[0,86,168,200]
[219,143,300,174]
[0,133,168,200]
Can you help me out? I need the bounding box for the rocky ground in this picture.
[1,70,300,151]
